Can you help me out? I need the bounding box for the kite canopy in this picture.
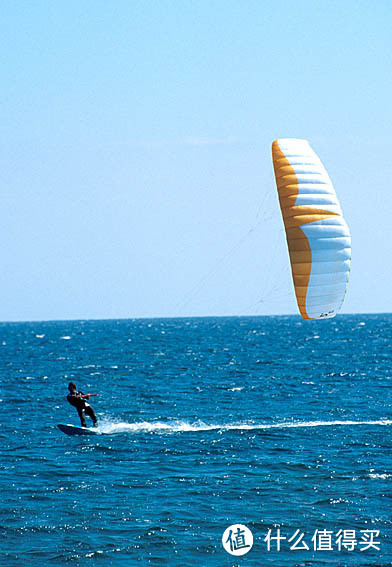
[272,138,351,320]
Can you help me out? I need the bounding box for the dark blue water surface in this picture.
[0,314,391,566]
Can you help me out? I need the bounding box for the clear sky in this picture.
[1,1,391,321]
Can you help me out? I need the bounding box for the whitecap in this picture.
[369,473,391,479]
[93,418,392,436]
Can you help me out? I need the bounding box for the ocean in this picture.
[0,314,391,566]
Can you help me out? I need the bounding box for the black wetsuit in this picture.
[67,391,97,427]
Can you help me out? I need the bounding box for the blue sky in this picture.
[1,1,391,321]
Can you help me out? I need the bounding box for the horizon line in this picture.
[0,311,390,325]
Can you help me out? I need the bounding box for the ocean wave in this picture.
[95,418,392,435]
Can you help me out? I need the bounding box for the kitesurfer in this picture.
[67,382,98,428]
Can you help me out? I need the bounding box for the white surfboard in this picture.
[57,423,100,436]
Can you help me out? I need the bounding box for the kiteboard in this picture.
[57,423,100,436]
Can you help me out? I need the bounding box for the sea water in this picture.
[0,314,391,566]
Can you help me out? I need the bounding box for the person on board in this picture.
[67,382,98,428]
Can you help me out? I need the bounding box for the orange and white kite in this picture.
[272,138,351,320]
